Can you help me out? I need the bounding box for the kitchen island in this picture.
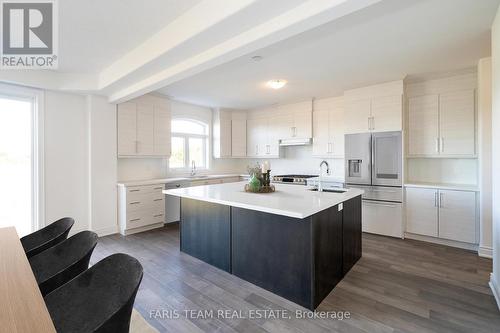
[163,182,363,310]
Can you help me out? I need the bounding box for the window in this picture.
[0,85,43,237]
[169,119,209,170]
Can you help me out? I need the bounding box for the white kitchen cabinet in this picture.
[344,98,371,134]
[438,190,476,243]
[405,186,477,243]
[370,95,402,132]
[344,81,403,134]
[407,95,440,156]
[213,109,232,158]
[362,200,402,238]
[312,97,344,157]
[344,96,402,134]
[136,104,154,155]
[117,184,166,235]
[407,90,475,157]
[214,110,247,158]
[312,109,329,156]
[438,90,475,156]
[231,112,247,157]
[275,101,312,141]
[154,106,171,156]
[117,95,171,158]
[117,102,137,155]
[405,187,438,237]
[246,117,279,158]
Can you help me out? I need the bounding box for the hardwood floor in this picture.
[92,224,499,333]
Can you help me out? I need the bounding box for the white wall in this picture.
[44,91,117,236]
[478,57,493,258]
[44,91,90,233]
[490,6,500,310]
[88,96,118,236]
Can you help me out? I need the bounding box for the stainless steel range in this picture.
[272,174,317,185]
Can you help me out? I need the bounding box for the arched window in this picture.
[169,119,209,170]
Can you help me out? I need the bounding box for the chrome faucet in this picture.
[190,160,196,176]
[318,160,330,192]
[319,160,330,175]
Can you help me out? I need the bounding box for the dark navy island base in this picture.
[179,195,362,310]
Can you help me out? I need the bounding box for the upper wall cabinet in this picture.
[407,90,476,157]
[312,96,344,157]
[406,72,477,158]
[246,107,280,158]
[275,101,313,141]
[344,81,403,134]
[213,109,247,158]
[117,95,171,158]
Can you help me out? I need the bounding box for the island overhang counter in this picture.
[163,182,363,310]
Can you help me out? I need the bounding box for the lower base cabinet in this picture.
[405,187,477,244]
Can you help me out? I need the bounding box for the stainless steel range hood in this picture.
[279,138,312,146]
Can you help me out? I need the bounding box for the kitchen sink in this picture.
[309,188,348,193]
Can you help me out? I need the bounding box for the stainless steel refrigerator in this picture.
[345,131,403,237]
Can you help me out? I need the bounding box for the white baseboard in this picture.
[94,225,118,237]
[490,274,500,311]
[404,232,478,251]
[479,246,493,258]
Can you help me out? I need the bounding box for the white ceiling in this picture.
[58,0,201,73]
[157,0,500,109]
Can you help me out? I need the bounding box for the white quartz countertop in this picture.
[163,181,364,219]
[117,174,244,187]
[404,182,479,192]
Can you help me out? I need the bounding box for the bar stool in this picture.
[29,231,98,296]
[44,253,143,333]
[21,217,75,258]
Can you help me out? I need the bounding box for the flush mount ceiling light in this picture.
[266,79,287,89]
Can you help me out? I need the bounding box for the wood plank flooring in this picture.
[92,224,499,333]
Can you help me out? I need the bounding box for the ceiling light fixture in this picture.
[266,79,287,89]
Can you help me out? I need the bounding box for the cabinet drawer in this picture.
[362,201,402,238]
[126,210,164,229]
[127,184,164,197]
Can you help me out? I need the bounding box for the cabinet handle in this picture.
[154,187,163,190]
[434,191,438,207]
[129,189,140,192]
[256,145,258,155]
[130,218,141,222]
[130,201,140,205]
[371,116,375,130]
[368,117,371,131]
[363,201,397,208]
[175,184,181,188]
[154,198,162,202]
[440,137,444,153]
[154,214,163,217]
[436,138,440,153]
[439,193,444,208]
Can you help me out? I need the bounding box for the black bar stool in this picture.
[44,253,144,333]
[21,217,75,258]
[29,231,98,296]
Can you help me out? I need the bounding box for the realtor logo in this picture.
[1,0,58,69]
